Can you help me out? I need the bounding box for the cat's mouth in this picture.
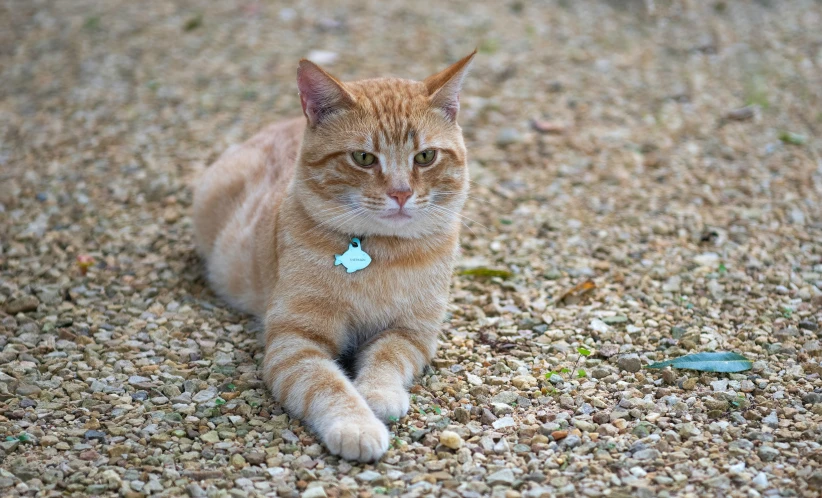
[379,211,413,222]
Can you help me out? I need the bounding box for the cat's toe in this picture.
[324,416,389,462]
[358,384,410,422]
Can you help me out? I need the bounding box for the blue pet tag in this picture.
[334,238,372,273]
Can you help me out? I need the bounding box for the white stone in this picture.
[466,373,483,386]
[630,466,647,477]
[694,252,720,266]
[302,486,327,498]
[492,417,516,430]
[590,319,610,334]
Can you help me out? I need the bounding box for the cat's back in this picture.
[192,117,304,314]
[193,118,304,253]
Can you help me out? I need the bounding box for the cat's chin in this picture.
[358,221,449,239]
[378,212,414,223]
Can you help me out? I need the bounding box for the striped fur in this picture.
[192,52,475,461]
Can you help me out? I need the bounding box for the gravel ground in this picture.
[2,1,822,497]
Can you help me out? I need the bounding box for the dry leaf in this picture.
[555,279,596,305]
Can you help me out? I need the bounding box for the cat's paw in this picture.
[357,383,410,422]
[323,415,389,462]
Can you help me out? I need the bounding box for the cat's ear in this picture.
[297,60,355,126]
[423,50,477,122]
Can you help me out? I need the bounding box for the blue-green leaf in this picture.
[646,352,752,372]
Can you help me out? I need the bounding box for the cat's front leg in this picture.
[262,320,389,462]
[354,327,438,421]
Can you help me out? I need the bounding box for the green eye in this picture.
[414,149,437,166]
[352,151,376,167]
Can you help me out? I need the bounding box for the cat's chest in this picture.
[347,260,448,313]
[279,239,456,332]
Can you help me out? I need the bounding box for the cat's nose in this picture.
[388,189,413,208]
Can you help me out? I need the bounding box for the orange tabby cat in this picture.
[192,51,475,461]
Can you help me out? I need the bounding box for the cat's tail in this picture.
[334,255,343,266]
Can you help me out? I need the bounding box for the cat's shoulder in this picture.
[245,117,306,149]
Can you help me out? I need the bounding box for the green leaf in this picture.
[577,369,587,378]
[778,131,807,146]
[84,16,101,31]
[646,352,752,372]
[458,267,513,279]
[214,398,226,406]
[184,14,203,32]
[560,367,570,374]
[577,346,591,357]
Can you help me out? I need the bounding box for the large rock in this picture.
[5,296,40,314]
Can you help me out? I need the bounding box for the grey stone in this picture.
[192,387,218,403]
[491,391,519,405]
[757,445,779,462]
[633,448,661,460]
[356,470,382,482]
[5,296,40,314]
[13,382,41,396]
[84,430,106,442]
[0,440,19,453]
[486,468,515,486]
[704,475,730,489]
[617,354,642,373]
[492,402,514,416]
[496,128,523,147]
[803,392,822,404]
[561,435,581,448]
[481,408,498,425]
[186,484,206,498]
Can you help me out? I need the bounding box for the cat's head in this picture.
[294,52,475,239]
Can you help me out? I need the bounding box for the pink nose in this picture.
[388,189,413,208]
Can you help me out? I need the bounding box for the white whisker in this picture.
[428,204,489,231]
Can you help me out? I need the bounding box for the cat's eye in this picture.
[352,151,376,167]
[414,149,437,166]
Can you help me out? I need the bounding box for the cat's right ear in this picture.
[297,60,355,127]
[424,50,477,122]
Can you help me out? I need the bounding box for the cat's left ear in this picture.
[423,50,477,122]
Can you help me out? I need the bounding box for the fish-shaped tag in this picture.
[334,238,371,273]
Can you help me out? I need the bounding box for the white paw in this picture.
[357,384,410,422]
[323,415,390,462]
